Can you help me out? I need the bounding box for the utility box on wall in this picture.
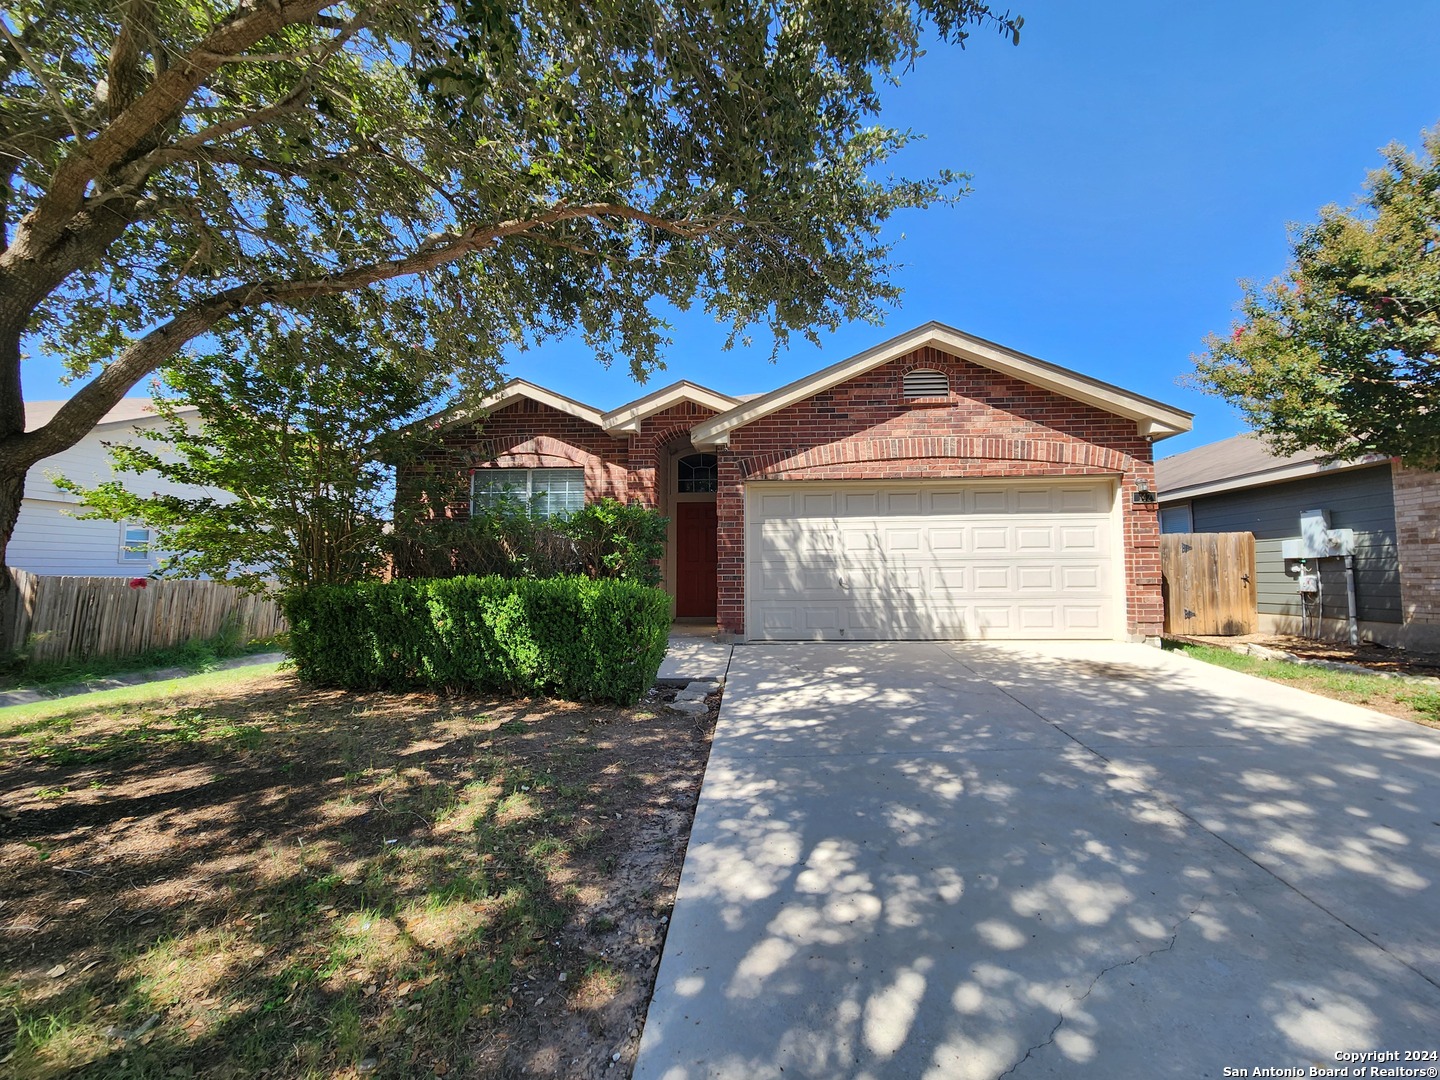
[1280,508,1356,560]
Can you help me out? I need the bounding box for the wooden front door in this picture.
[674,502,718,619]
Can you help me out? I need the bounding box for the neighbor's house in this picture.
[10,399,202,577]
[1155,434,1440,648]
[403,322,1192,642]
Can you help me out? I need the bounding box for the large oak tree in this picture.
[0,0,1021,608]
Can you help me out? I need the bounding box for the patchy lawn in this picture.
[1165,641,1440,729]
[0,666,716,1079]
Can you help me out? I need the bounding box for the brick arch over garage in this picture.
[735,438,1135,480]
[710,357,1162,640]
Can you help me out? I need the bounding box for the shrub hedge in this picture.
[282,575,671,705]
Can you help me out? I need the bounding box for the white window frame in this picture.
[119,522,153,563]
[1159,502,1194,535]
[470,468,586,518]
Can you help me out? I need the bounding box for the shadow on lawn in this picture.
[0,674,704,1079]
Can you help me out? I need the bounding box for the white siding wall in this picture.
[9,499,161,576]
[11,416,222,577]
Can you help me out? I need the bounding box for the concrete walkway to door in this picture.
[634,641,1440,1080]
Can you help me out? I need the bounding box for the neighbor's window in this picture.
[903,368,949,398]
[119,523,152,562]
[471,468,585,517]
[676,453,718,494]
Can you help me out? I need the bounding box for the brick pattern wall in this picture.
[1393,464,1440,625]
[627,402,719,507]
[409,400,631,518]
[715,346,1161,638]
[401,399,720,516]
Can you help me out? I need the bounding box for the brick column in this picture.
[1393,464,1440,625]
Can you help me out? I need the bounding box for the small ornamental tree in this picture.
[55,297,465,591]
[1193,125,1440,467]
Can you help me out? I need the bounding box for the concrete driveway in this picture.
[633,641,1440,1079]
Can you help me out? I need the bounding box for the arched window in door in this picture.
[677,453,718,494]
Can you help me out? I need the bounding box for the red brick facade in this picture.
[407,343,1166,641]
[418,399,718,516]
[711,347,1161,639]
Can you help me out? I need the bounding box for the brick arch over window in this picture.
[626,410,719,506]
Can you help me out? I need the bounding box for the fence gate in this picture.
[1160,532,1257,636]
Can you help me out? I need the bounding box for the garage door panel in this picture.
[1060,526,1101,551]
[748,481,1117,641]
[1017,565,1057,592]
[972,566,1012,591]
[1061,486,1105,512]
[972,527,1010,552]
[972,490,1010,514]
[1015,526,1055,552]
[928,529,966,553]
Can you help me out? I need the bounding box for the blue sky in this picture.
[488,0,1440,458]
[26,1,1440,458]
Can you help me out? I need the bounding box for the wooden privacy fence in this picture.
[1160,532,1257,636]
[3,569,287,664]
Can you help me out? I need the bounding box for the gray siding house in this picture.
[1156,435,1440,648]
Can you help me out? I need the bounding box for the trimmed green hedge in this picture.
[282,576,671,705]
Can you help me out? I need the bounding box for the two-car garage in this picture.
[746,479,1121,641]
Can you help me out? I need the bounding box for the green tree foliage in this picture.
[396,498,668,585]
[1193,126,1440,466]
[54,297,460,591]
[0,0,1023,588]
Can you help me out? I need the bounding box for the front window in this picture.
[471,468,585,517]
[120,523,152,562]
[676,454,717,494]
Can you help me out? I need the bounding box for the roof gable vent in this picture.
[903,368,949,399]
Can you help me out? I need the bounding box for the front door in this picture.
[674,502,718,619]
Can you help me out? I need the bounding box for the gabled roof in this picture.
[690,321,1193,449]
[1155,433,1386,502]
[600,381,740,434]
[438,378,606,430]
[25,398,199,431]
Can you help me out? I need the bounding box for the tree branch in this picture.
[2,0,337,270]
[0,14,86,141]
[1,200,728,468]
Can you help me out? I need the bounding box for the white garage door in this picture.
[747,480,1119,641]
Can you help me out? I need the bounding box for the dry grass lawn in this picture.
[0,664,716,1078]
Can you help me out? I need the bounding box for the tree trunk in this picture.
[0,461,27,654]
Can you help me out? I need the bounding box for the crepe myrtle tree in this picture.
[53,296,469,591]
[0,0,1024,611]
[1193,125,1440,467]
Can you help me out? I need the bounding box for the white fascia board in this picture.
[1158,456,1387,503]
[437,379,605,430]
[600,381,740,435]
[690,321,1193,447]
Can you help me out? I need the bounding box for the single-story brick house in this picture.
[408,322,1192,642]
[1156,434,1440,648]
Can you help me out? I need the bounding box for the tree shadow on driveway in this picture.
[635,641,1440,1080]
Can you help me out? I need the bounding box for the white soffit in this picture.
[601,381,740,434]
[690,322,1193,448]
